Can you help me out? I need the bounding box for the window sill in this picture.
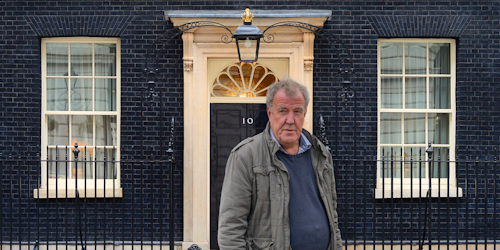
[34,188,123,199]
[374,187,463,199]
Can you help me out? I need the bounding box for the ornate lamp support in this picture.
[143,21,234,103]
[261,21,355,107]
[144,9,355,107]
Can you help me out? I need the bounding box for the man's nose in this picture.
[285,112,295,124]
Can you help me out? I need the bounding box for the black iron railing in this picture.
[333,151,500,248]
[1,147,499,249]
[0,147,181,250]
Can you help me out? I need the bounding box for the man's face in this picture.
[267,88,307,153]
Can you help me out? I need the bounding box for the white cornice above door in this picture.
[165,9,331,43]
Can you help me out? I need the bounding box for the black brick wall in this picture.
[1,0,500,245]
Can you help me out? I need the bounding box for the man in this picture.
[218,78,342,250]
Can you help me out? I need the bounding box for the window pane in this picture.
[381,77,402,108]
[72,115,93,147]
[429,43,450,74]
[70,43,92,76]
[431,147,449,178]
[380,42,403,74]
[47,115,69,146]
[46,43,68,76]
[254,74,275,97]
[95,44,117,76]
[405,43,426,74]
[48,147,68,179]
[46,78,69,112]
[403,147,426,178]
[95,78,116,111]
[95,148,117,179]
[214,73,239,97]
[380,113,401,144]
[71,78,92,111]
[96,115,117,146]
[405,77,426,109]
[46,78,68,111]
[428,113,450,144]
[429,77,451,109]
[404,113,425,144]
[380,146,402,178]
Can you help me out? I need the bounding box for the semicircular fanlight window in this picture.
[211,62,279,97]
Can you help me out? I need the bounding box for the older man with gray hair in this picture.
[218,78,342,250]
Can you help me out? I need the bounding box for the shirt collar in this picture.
[269,128,312,155]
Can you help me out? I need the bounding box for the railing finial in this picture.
[167,116,175,162]
[426,142,433,162]
[73,142,80,161]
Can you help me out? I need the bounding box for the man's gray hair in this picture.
[266,78,310,110]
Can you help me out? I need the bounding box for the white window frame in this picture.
[376,38,461,199]
[36,37,122,199]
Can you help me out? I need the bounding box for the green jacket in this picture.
[218,123,342,250]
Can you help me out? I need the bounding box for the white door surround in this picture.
[166,9,331,249]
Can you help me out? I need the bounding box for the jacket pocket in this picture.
[252,165,276,201]
[247,238,274,250]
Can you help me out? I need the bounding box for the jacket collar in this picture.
[269,128,311,155]
[263,122,331,158]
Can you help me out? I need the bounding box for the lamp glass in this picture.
[237,38,258,62]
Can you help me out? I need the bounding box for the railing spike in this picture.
[426,142,433,162]
[73,142,80,161]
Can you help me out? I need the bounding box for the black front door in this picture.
[209,103,267,249]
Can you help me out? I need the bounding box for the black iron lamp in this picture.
[233,8,263,64]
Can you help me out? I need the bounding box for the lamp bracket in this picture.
[262,21,355,107]
[143,21,233,103]
[143,17,356,108]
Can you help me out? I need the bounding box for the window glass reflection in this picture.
[405,77,426,109]
[95,44,116,76]
[380,113,401,144]
[405,43,426,74]
[70,43,92,76]
[381,43,403,74]
[47,43,68,76]
[404,113,425,144]
[429,77,451,109]
[429,43,450,74]
[381,77,402,108]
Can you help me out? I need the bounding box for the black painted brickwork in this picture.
[1,0,500,245]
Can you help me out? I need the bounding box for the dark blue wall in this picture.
[1,0,500,245]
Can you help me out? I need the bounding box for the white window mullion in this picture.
[91,43,96,181]
[402,42,406,110]
[68,114,73,180]
[93,114,97,181]
[401,113,405,145]
[67,43,72,112]
[426,44,429,111]
[92,42,96,112]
